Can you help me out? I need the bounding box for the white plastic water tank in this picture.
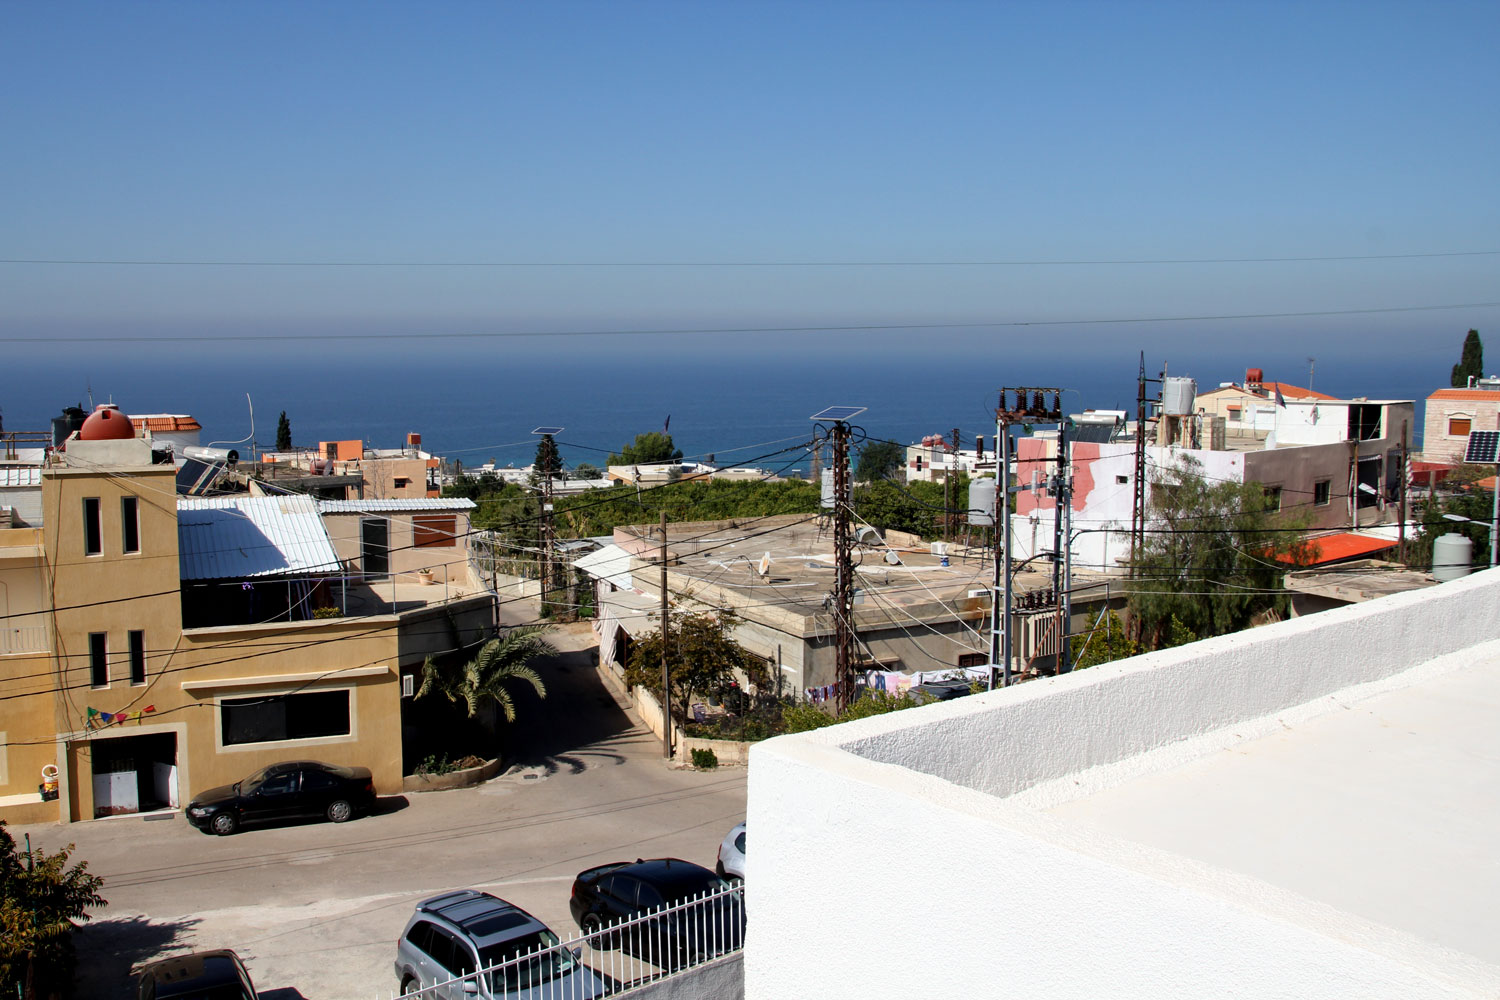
[820,468,835,509]
[1433,533,1473,582]
[968,478,997,526]
[1161,376,1198,416]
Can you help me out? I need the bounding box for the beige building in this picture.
[0,416,491,826]
[1423,383,1500,463]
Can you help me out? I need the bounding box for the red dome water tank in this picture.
[1245,367,1264,385]
[78,404,136,441]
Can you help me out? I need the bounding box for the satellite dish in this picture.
[884,551,901,565]
[757,552,772,577]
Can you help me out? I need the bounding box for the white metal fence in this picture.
[383,881,745,999]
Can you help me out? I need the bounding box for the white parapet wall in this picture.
[745,568,1500,1000]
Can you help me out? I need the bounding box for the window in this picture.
[1263,486,1283,512]
[413,514,457,548]
[1115,475,1128,485]
[1449,416,1473,437]
[1227,406,1242,422]
[958,653,987,668]
[1313,480,1331,506]
[220,689,351,746]
[83,497,102,555]
[121,496,140,553]
[1347,403,1382,441]
[89,633,108,687]
[128,630,145,685]
[393,476,412,489]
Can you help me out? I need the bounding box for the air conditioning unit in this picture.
[401,674,415,699]
[930,541,949,557]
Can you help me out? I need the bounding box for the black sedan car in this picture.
[137,949,256,999]
[185,760,375,835]
[569,858,743,962]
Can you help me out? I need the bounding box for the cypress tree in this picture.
[1451,329,1484,387]
[275,411,292,451]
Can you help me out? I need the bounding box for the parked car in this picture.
[569,858,742,962]
[716,822,745,881]
[136,949,256,1000]
[185,760,375,836]
[395,889,604,999]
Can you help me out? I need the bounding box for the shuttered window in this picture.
[413,514,457,548]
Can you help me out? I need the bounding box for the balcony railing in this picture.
[381,881,745,999]
[0,625,50,655]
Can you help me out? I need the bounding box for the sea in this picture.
[0,341,1450,472]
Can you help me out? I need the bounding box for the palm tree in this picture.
[417,625,555,723]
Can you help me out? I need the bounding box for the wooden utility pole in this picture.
[1399,420,1409,565]
[659,512,671,759]
[832,421,855,712]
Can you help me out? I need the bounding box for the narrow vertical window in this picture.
[83,498,102,556]
[121,496,140,553]
[129,630,146,685]
[89,633,108,687]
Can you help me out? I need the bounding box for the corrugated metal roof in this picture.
[177,495,343,580]
[573,543,634,590]
[0,468,42,487]
[316,498,476,513]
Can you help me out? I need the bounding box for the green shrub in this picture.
[312,606,341,619]
[690,747,719,770]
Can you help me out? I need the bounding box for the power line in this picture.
[3,301,1498,345]
[3,250,1496,267]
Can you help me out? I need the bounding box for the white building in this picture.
[746,567,1500,999]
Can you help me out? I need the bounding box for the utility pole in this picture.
[1399,420,1409,565]
[994,389,1062,687]
[531,426,563,617]
[1052,413,1071,674]
[810,406,864,713]
[659,511,671,759]
[1131,355,1148,578]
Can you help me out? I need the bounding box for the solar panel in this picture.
[810,405,867,422]
[531,425,565,436]
[1464,430,1500,464]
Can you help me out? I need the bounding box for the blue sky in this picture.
[2,1,1497,365]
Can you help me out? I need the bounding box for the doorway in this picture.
[89,732,178,818]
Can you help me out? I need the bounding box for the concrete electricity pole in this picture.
[811,406,864,713]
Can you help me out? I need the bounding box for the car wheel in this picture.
[400,975,420,996]
[581,913,605,948]
[210,812,238,836]
[326,799,353,823]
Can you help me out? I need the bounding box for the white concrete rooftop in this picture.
[1049,641,1500,968]
[746,568,1500,999]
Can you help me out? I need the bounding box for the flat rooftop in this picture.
[1048,646,1500,966]
[621,515,1111,620]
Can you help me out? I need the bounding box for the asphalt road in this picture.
[14,621,748,1000]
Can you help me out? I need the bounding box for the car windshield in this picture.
[478,929,576,993]
[237,767,273,795]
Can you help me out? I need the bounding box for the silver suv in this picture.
[395,890,604,999]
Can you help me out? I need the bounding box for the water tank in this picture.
[1433,533,1473,582]
[967,478,997,526]
[1161,376,1198,416]
[51,406,87,448]
[820,468,835,509]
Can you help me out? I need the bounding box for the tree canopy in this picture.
[275,411,292,452]
[1451,329,1484,387]
[1128,455,1311,647]
[856,440,904,482]
[609,431,682,466]
[418,625,555,723]
[533,434,561,478]
[625,611,769,725]
[0,822,106,999]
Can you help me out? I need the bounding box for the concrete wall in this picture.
[745,569,1500,1000]
[322,510,471,585]
[620,955,742,1000]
